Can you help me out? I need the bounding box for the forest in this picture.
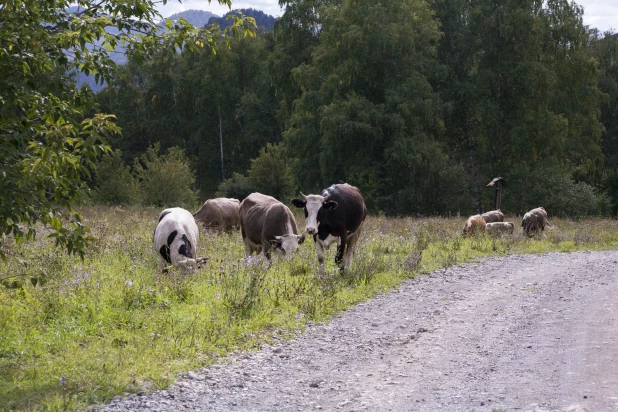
[90,0,618,218]
[3,0,618,258]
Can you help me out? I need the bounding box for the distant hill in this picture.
[166,9,218,28]
[207,9,277,32]
[75,9,219,91]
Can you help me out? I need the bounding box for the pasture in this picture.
[1,205,617,410]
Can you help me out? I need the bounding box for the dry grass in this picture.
[1,206,616,410]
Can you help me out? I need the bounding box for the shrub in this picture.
[247,143,296,201]
[506,164,605,217]
[217,173,255,201]
[133,144,197,207]
[92,150,136,205]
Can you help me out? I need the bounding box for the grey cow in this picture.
[239,193,305,260]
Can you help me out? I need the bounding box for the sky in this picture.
[157,0,616,33]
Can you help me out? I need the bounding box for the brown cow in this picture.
[522,207,551,237]
[463,215,486,237]
[486,222,514,236]
[239,193,305,260]
[481,209,505,223]
[193,198,240,232]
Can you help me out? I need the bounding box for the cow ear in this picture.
[291,198,306,208]
[323,200,338,210]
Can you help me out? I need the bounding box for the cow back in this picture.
[240,193,280,244]
[318,184,367,238]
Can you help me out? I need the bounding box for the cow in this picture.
[522,207,551,237]
[239,192,306,260]
[463,215,486,237]
[291,183,367,271]
[481,209,505,223]
[154,207,207,271]
[193,198,240,232]
[486,221,515,236]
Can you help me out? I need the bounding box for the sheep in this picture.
[522,207,551,237]
[463,215,487,237]
[481,209,505,223]
[486,221,515,236]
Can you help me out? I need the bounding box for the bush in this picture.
[92,150,136,205]
[217,173,255,201]
[247,143,296,201]
[133,144,197,207]
[506,164,605,217]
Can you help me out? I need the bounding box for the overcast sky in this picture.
[158,0,616,33]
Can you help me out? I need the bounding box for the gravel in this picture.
[97,251,618,412]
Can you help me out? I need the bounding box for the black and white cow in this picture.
[291,183,367,271]
[154,207,207,271]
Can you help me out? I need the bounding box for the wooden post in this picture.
[487,177,507,210]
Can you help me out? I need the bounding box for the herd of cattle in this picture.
[153,183,551,272]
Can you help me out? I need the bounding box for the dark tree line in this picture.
[95,0,618,217]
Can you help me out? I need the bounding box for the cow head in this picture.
[291,192,338,235]
[270,233,306,258]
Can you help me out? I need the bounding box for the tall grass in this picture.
[1,206,617,410]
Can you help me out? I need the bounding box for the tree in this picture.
[432,0,606,215]
[284,0,468,214]
[0,0,255,258]
[133,144,197,207]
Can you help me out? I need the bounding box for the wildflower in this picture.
[125,280,133,286]
[60,376,66,385]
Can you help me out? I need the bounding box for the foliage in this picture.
[0,0,256,258]
[93,0,618,216]
[208,9,278,32]
[2,206,618,410]
[217,172,255,201]
[432,0,605,212]
[504,164,607,217]
[133,144,197,207]
[247,143,296,201]
[92,150,136,205]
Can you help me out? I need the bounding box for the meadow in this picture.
[1,205,617,411]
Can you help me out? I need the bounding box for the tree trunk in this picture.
[219,106,224,183]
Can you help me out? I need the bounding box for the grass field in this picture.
[1,205,617,410]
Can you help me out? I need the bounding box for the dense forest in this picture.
[94,0,618,217]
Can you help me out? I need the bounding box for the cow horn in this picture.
[299,192,308,200]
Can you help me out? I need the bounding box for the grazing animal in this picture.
[486,222,514,236]
[481,209,505,223]
[463,215,487,236]
[522,207,551,237]
[239,193,305,260]
[193,198,240,232]
[291,183,367,271]
[154,208,207,271]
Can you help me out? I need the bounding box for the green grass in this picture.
[1,206,617,410]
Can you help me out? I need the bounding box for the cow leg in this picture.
[335,233,347,268]
[243,238,253,257]
[262,242,272,260]
[316,238,326,267]
[343,222,364,270]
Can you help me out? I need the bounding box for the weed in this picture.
[0,207,617,410]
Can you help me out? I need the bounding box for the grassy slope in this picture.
[1,206,617,410]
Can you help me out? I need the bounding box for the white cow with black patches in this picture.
[153,207,207,272]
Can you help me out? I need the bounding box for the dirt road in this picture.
[99,251,618,412]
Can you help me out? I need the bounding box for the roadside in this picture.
[98,250,618,412]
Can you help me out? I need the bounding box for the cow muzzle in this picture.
[306,226,318,235]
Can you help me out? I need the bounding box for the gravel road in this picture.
[98,251,618,412]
